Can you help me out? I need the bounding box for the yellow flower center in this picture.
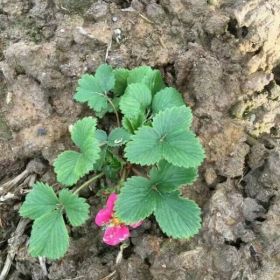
[111,215,122,226]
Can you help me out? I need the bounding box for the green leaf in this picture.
[161,130,205,169]
[71,117,97,153]
[109,97,120,112]
[154,192,201,239]
[125,126,162,165]
[94,97,120,118]
[115,176,159,223]
[152,105,192,132]
[113,68,129,96]
[19,182,59,220]
[122,113,145,134]
[103,165,120,181]
[108,127,131,147]
[54,152,94,186]
[74,74,108,112]
[95,129,108,144]
[143,69,165,95]
[150,161,198,192]
[152,87,185,113]
[125,106,205,168]
[127,66,153,84]
[95,64,115,93]
[119,83,152,118]
[54,117,100,186]
[59,189,90,226]
[74,64,115,113]
[127,66,165,94]
[93,148,107,171]
[29,210,69,259]
[103,152,123,181]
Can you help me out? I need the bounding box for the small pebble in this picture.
[37,127,47,136]
[114,28,121,35]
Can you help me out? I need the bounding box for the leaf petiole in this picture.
[73,173,104,195]
[106,96,120,127]
[96,92,120,127]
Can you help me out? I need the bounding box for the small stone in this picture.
[85,2,108,21]
[73,22,112,46]
[204,167,217,185]
[243,198,265,222]
[37,127,47,136]
[26,159,47,175]
[248,143,267,169]
[204,14,230,35]
[134,235,161,260]
[114,28,121,35]
[118,256,152,280]
[146,3,166,22]
[212,246,240,273]
[243,72,274,95]
[113,28,122,43]
[131,0,144,12]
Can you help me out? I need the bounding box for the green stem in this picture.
[96,92,120,127]
[107,97,120,127]
[131,166,146,177]
[73,173,104,195]
[115,167,127,191]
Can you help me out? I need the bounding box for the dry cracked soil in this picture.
[0,0,280,279]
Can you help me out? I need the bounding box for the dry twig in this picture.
[0,219,29,280]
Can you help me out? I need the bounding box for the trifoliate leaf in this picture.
[125,106,204,168]
[59,189,90,226]
[149,161,198,192]
[95,129,108,144]
[95,64,115,93]
[154,192,201,238]
[152,87,185,113]
[54,117,100,186]
[115,176,159,223]
[122,113,145,134]
[74,74,108,112]
[29,210,69,259]
[113,68,129,96]
[74,64,115,113]
[119,83,152,118]
[19,182,59,220]
[108,127,131,147]
[127,66,165,95]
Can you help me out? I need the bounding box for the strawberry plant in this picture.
[19,64,205,259]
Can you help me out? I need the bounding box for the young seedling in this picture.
[19,64,205,259]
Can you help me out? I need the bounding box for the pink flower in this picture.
[95,193,143,246]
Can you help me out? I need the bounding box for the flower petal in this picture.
[95,208,112,226]
[103,225,130,246]
[106,193,118,212]
[130,221,143,229]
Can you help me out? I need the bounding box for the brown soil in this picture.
[0,0,280,279]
